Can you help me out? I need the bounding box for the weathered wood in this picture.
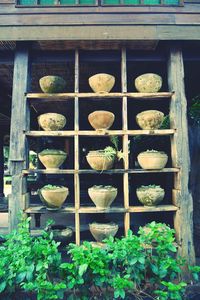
[25,129,175,137]
[168,45,195,266]
[9,42,31,231]
[22,167,180,174]
[25,205,76,213]
[74,49,80,245]
[129,205,178,212]
[27,92,172,99]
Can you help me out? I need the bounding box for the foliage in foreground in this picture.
[0,218,200,300]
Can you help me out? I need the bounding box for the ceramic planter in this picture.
[137,150,168,170]
[89,222,118,242]
[136,110,164,130]
[39,185,69,210]
[136,185,165,206]
[38,113,66,131]
[88,110,115,130]
[135,73,162,93]
[86,150,115,170]
[38,149,67,170]
[88,73,115,93]
[88,185,117,208]
[49,225,73,243]
[39,75,66,93]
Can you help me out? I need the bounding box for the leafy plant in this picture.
[188,95,200,124]
[0,216,66,300]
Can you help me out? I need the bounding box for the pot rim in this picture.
[89,186,117,192]
[38,112,66,119]
[89,73,115,80]
[88,110,115,117]
[135,73,162,79]
[138,151,167,156]
[136,110,164,117]
[89,222,118,229]
[41,186,69,192]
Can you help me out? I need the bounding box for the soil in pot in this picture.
[88,185,117,208]
[88,73,115,93]
[38,149,67,170]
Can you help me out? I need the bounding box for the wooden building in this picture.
[1,0,200,265]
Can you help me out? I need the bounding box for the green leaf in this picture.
[0,281,6,293]
[78,264,88,276]
[16,272,27,284]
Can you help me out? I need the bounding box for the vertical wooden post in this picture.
[9,42,31,231]
[121,48,130,235]
[0,134,4,198]
[168,45,195,266]
[74,49,80,245]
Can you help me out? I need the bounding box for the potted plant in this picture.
[137,149,168,170]
[86,146,117,170]
[38,149,67,170]
[88,185,118,208]
[136,184,165,207]
[89,222,119,243]
[39,184,69,210]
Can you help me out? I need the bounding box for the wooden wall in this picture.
[0,1,200,41]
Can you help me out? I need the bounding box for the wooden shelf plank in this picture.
[79,207,127,213]
[129,205,178,213]
[25,205,178,214]
[26,92,173,100]
[22,168,180,175]
[25,205,76,213]
[25,129,175,137]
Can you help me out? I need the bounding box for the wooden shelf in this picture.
[22,168,180,175]
[25,205,178,214]
[26,92,173,100]
[129,205,178,213]
[25,129,176,137]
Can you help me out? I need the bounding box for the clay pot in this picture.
[88,185,117,208]
[38,113,66,131]
[39,75,66,93]
[88,110,115,130]
[86,150,115,170]
[137,150,168,170]
[49,225,73,243]
[38,149,67,170]
[136,185,165,206]
[136,110,164,130]
[88,73,115,93]
[89,223,118,242]
[39,185,69,210]
[135,73,162,93]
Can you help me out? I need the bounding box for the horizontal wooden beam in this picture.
[27,92,172,99]
[22,168,180,174]
[25,204,178,214]
[26,129,175,137]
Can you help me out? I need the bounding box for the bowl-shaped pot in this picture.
[137,150,168,170]
[49,225,73,243]
[88,185,117,208]
[136,185,165,206]
[39,185,69,210]
[38,149,67,170]
[88,110,115,130]
[39,75,66,93]
[135,73,162,93]
[89,223,118,242]
[38,113,66,131]
[86,150,115,170]
[136,110,164,130]
[88,73,115,93]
